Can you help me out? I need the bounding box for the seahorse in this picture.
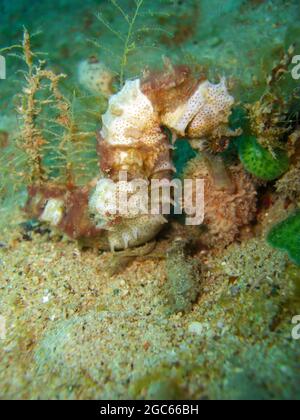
[26,64,235,251]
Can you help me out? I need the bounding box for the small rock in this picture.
[217,321,225,330]
[188,321,203,336]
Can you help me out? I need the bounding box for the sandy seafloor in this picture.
[0,0,300,400]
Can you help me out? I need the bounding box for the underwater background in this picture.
[0,0,300,400]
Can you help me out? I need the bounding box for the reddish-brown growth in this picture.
[25,183,105,242]
[97,131,171,181]
[184,156,257,248]
[141,62,203,115]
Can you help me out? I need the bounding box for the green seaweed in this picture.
[267,211,300,266]
[238,135,289,181]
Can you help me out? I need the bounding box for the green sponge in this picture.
[267,211,300,266]
[238,135,289,181]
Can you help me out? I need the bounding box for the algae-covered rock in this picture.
[267,211,300,266]
[130,368,189,400]
[146,379,184,400]
[238,135,289,181]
